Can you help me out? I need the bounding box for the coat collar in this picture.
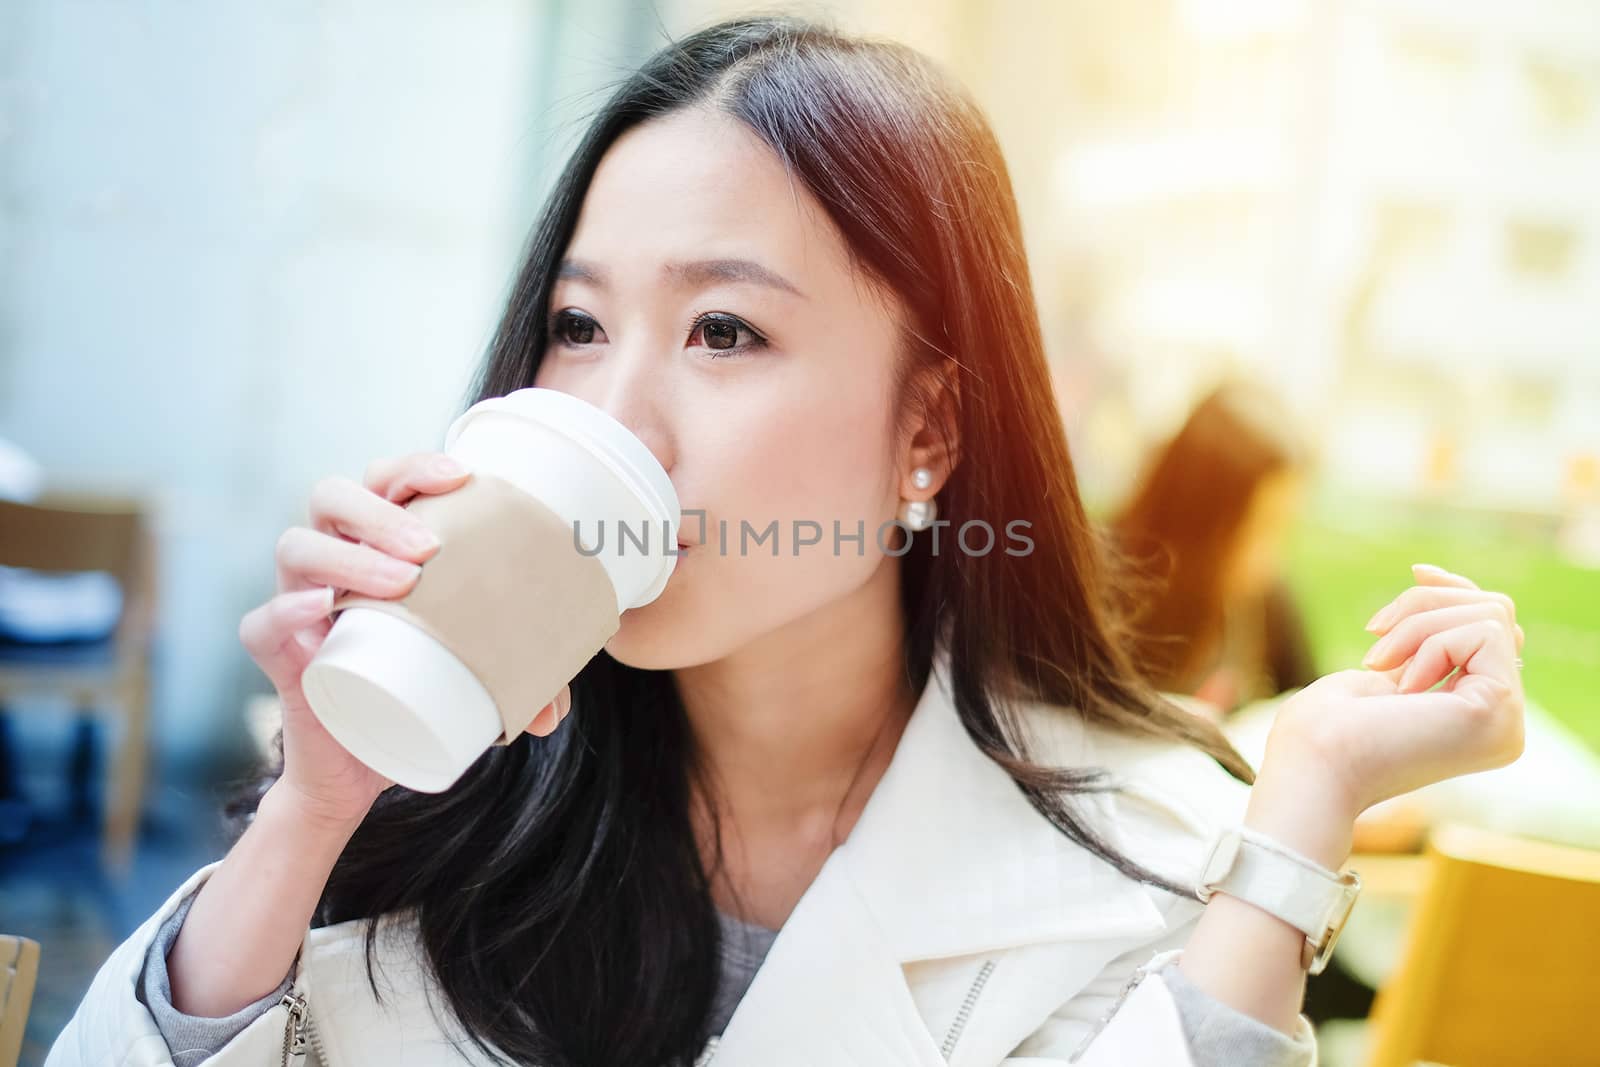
[708,647,1175,1065]
[838,648,1172,958]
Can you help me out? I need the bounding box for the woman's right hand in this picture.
[237,451,570,830]
[165,454,479,1017]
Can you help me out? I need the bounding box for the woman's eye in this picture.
[547,309,764,357]
[688,313,766,357]
[550,309,604,347]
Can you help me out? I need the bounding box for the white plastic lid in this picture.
[445,387,679,539]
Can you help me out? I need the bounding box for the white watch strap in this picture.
[1198,826,1362,973]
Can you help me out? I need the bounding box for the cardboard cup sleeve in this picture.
[329,470,620,743]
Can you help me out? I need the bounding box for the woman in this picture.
[1109,381,1320,719]
[48,16,1526,1067]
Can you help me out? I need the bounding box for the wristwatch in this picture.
[1196,826,1362,975]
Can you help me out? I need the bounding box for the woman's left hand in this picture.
[1255,562,1527,840]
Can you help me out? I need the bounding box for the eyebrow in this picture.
[556,257,806,299]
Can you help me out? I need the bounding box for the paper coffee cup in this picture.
[442,387,680,613]
[301,388,680,793]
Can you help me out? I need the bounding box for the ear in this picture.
[899,360,961,493]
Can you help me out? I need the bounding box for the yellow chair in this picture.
[0,493,158,870]
[1365,822,1600,1067]
[0,935,41,1067]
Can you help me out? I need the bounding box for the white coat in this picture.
[46,649,1317,1066]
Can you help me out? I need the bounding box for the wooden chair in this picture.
[0,493,157,870]
[0,935,41,1067]
[1365,822,1600,1067]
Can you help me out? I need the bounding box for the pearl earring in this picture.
[898,497,938,531]
[898,467,938,532]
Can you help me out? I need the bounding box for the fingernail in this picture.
[300,586,335,612]
[557,686,572,718]
[381,557,423,583]
[405,525,441,553]
[431,457,467,478]
[1413,562,1448,575]
[1365,607,1389,632]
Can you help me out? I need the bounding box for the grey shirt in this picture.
[137,887,1309,1065]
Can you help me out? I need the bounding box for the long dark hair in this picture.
[235,15,1252,1066]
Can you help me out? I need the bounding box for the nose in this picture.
[589,359,676,480]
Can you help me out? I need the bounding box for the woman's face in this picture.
[533,106,912,670]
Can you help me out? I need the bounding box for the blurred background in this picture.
[1,1,1597,1065]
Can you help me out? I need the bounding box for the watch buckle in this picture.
[1196,828,1242,903]
[1304,869,1362,975]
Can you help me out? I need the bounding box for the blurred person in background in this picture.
[1108,380,1320,720]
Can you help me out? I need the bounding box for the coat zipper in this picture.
[1066,948,1183,1064]
[939,958,996,1060]
[279,990,329,1067]
[280,991,307,1067]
